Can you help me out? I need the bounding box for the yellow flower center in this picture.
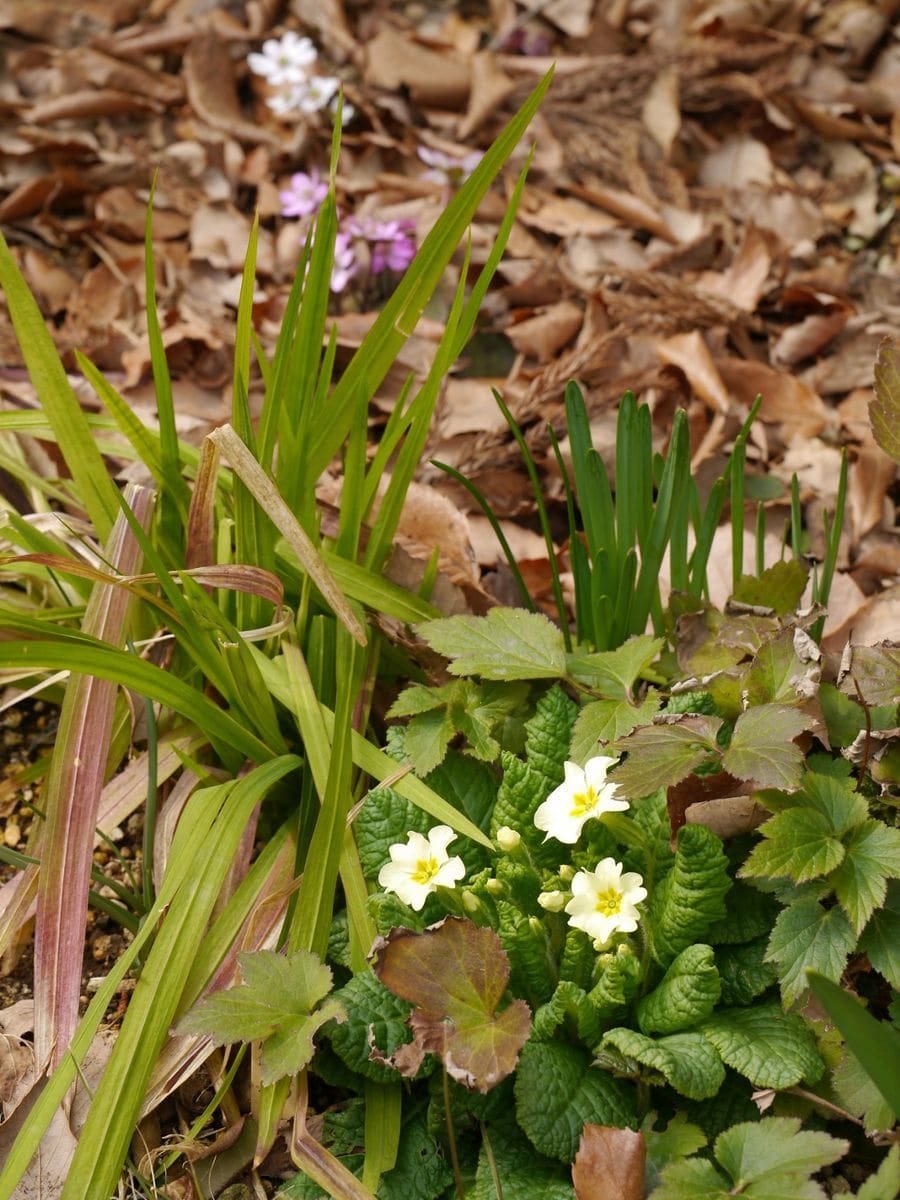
[410,856,440,886]
[570,785,599,818]
[594,887,623,917]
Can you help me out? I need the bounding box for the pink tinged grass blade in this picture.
[0,230,119,541]
[185,434,220,570]
[33,483,154,1068]
[59,756,302,1200]
[291,1072,378,1200]
[0,759,281,1200]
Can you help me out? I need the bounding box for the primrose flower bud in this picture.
[558,864,576,884]
[537,890,566,913]
[461,890,480,914]
[495,826,521,852]
[485,877,506,898]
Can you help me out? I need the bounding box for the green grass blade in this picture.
[790,472,803,561]
[309,70,553,482]
[548,423,591,643]
[431,459,535,611]
[494,389,571,649]
[755,501,766,576]
[689,476,725,598]
[60,758,301,1199]
[565,381,617,576]
[0,230,119,540]
[807,972,900,1118]
[730,430,746,592]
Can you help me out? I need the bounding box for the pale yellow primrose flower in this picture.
[533,756,628,844]
[565,857,647,950]
[377,826,466,911]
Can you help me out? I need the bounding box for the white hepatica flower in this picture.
[533,756,628,844]
[378,826,466,911]
[248,31,317,86]
[565,858,647,949]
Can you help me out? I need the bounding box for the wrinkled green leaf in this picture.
[416,607,567,680]
[699,1003,823,1089]
[601,1028,725,1101]
[514,1039,635,1163]
[649,824,731,967]
[326,970,425,1084]
[715,939,778,1007]
[637,945,721,1035]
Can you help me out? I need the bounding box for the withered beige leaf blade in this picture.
[871,340,900,465]
[207,425,366,646]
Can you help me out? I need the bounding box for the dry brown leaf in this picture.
[394,479,480,589]
[848,446,897,542]
[700,136,774,189]
[716,358,830,439]
[657,331,730,414]
[642,66,680,159]
[458,50,517,139]
[364,29,470,109]
[437,379,509,441]
[697,225,773,313]
[572,1124,646,1200]
[183,30,281,144]
[772,310,850,368]
[520,190,617,238]
[506,300,583,362]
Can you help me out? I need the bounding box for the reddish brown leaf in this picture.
[572,1124,646,1200]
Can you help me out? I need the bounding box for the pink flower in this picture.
[369,219,417,273]
[417,146,483,187]
[330,230,358,293]
[280,168,329,218]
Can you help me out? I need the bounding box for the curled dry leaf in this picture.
[572,1124,646,1200]
[371,916,532,1092]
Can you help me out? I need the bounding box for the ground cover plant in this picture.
[0,4,899,1199]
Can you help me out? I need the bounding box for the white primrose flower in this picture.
[378,825,466,911]
[533,756,628,844]
[248,31,318,86]
[565,858,647,950]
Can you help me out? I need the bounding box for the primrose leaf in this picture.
[570,692,661,763]
[611,716,723,802]
[514,1039,636,1163]
[637,944,721,1035]
[715,938,778,1006]
[722,704,812,791]
[731,561,809,616]
[415,607,567,680]
[648,824,731,967]
[859,880,900,987]
[871,340,900,464]
[600,1028,725,1101]
[470,1116,574,1200]
[572,1124,646,1200]
[326,969,429,1083]
[175,949,343,1086]
[566,635,664,700]
[739,809,846,884]
[372,917,531,1092]
[699,1002,824,1089]
[831,820,900,935]
[765,898,856,1007]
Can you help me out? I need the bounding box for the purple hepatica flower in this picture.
[280,169,328,218]
[417,145,483,187]
[368,219,417,274]
[330,230,358,293]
